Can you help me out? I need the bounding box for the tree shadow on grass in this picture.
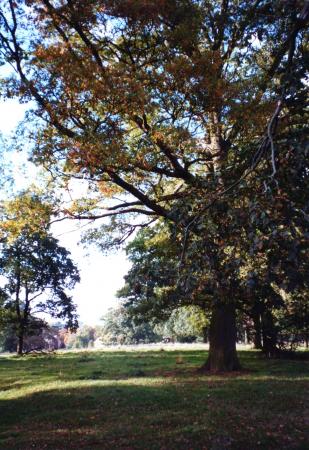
[0,372,308,450]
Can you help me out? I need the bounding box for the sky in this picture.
[0,98,131,325]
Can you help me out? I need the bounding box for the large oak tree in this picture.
[0,0,308,369]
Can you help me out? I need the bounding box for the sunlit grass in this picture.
[0,349,308,449]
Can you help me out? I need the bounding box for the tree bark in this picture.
[202,326,208,343]
[202,303,241,372]
[15,257,23,355]
[17,333,24,355]
[252,312,263,350]
[16,283,30,356]
[261,310,278,357]
[199,115,240,372]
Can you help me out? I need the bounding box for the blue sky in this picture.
[0,98,130,325]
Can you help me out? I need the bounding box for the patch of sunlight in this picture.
[0,377,169,401]
[245,375,309,382]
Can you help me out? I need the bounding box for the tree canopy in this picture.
[0,1,307,222]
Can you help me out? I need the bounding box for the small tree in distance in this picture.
[0,191,80,355]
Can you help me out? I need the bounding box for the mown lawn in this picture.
[0,349,308,450]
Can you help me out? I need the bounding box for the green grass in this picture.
[0,349,308,450]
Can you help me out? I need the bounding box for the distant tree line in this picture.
[0,322,67,353]
[1,298,308,353]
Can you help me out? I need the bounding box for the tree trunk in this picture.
[202,303,241,372]
[253,312,263,349]
[17,333,24,355]
[200,115,240,372]
[202,326,208,343]
[261,310,278,357]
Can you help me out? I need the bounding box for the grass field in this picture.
[0,348,308,450]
